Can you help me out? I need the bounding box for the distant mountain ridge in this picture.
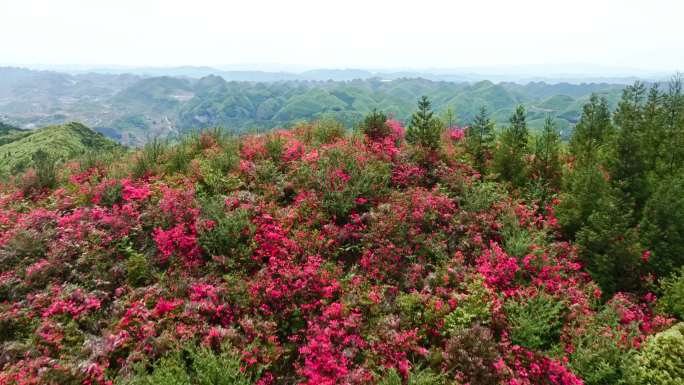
[0,66,630,145]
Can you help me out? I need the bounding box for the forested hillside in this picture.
[0,122,120,175]
[0,67,625,145]
[0,76,682,385]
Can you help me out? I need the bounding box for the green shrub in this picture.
[623,323,684,385]
[119,345,254,385]
[443,276,492,333]
[197,196,256,270]
[504,292,566,351]
[132,138,166,179]
[377,367,445,385]
[360,109,390,141]
[460,180,506,212]
[307,146,390,221]
[314,117,346,144]
[120,240,153,287]
[264,133,285,162]
[658,266,684,319]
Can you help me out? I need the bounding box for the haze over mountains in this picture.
[0,65,637,146]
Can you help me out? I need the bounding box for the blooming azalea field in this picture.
[0,120,678,385]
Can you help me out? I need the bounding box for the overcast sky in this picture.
[1,0,682,73]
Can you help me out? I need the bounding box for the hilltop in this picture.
[0,122,120,175]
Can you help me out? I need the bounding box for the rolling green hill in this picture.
[0,122,121,175]
[0,67,629,145]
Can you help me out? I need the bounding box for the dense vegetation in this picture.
[0,67,626,145]
[0,76,683,385]
[0,122,120,176]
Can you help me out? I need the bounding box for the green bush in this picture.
[197,196,256,270]
[377,367,445,385]
[120,240,153,287]
[623,323,684,385]
[313,147,390,221]
[569,319,630,385]
[119,345,254,385]
[443,276,492,333]
[504,292,566,351]
[314,117,346,144]
[658,266,684,319]
[132,138,166,179]
[360,109,390,141]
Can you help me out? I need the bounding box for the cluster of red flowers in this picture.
[0,124,671,384]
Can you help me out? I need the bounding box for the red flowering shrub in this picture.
[0,127,672,385]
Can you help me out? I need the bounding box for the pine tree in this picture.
[493,105,529,187]
[406,96,443,150]
[361,109,390,140]
[609,82,649,213]
[569,94,613,164]
[442,106,458,129]
[662,75,684,174]
[643,84,665,172]
[558,95,643,296]
[466,106,495,173]
[530,116,562,203]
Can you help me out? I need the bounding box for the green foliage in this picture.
[569,94,613,163]
[119,239,153,287]
[640,173,684,279]
[657,266,684,319]
[569,303,633,385]
[360,109,390,140]
[303,146,390,221]
[120,344,254,385]
[623,323,684,385]
[573,191,642,296]
[493,105,530,188]
[0,122,120,176]
[557,89,645,296]
[197,196,256,269]
[377,367,446,385]
[313,117,346,144]
[608,82,649,212]
[530,116,562,202]
[31,149,58,190]
[444,276,492,332]
[465,106,495,173]
[406,96,443,150]
[460,180,506,212]
[264,133,285,162]
[504,292,565,351]
[132,137,166,178]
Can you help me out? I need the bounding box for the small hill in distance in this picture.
[0,121,120,175]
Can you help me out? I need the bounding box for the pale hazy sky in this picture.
[1,0,682,72]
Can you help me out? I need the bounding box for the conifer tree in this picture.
[530,116,562,203]
[609,82,649,213]
[493,105,529,187]
[569,94,613,164]
[361,109,390,140]
[558,95,643,296]
[466,106,495,173]
[406,96,443,150]
[662,75,684,174]
[643,84,665,172]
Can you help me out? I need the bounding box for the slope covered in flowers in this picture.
[0,121,674,385]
